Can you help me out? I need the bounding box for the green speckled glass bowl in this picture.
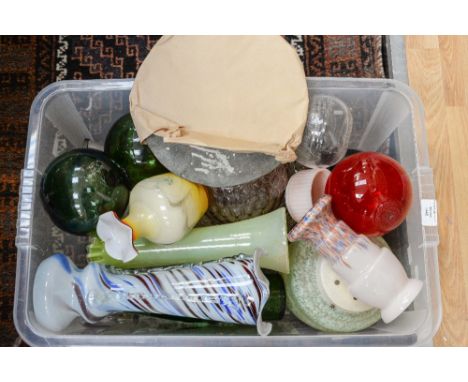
[284,240,381,333]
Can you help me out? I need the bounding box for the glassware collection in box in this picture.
[34,36,422,336]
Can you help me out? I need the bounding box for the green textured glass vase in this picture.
[40,149,130,235]
[206,164,289,224]
[105,114,167,187]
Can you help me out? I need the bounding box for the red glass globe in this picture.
[325,152,412,236]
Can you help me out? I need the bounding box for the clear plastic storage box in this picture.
[14,78,441,346]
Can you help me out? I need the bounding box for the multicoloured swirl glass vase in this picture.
[288,195,422,324]
[33,251,273,335]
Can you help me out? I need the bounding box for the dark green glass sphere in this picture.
[40,149,130,235]
[104,114,167,188]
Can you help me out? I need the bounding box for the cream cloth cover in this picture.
[130,36,309,163]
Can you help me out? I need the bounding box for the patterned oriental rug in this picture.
[0,35,386,346]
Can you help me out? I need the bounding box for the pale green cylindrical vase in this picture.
[87,208,289,273]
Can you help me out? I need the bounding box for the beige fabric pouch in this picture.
[130,36,309,163]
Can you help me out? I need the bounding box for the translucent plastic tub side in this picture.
[14,78,441,346]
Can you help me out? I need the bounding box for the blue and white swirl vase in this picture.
[33,250,272,336]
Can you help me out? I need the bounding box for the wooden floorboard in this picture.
[406,36,468,346]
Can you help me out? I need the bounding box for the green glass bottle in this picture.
[40,149,130,235]
[105,114,167,187]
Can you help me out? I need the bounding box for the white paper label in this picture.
[52,132,67,157]
[421,199,438,227]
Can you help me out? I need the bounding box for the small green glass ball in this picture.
[40,149,130,235]
[105,114,167,188]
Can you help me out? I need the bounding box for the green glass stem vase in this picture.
[88,208,289,274]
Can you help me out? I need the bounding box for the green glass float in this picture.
[104,114,167,187]
[40,148,130,235]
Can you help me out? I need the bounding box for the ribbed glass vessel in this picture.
[206,165,289,223]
